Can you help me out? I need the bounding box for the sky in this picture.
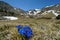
[1,0,60,11]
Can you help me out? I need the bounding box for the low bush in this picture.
[56,15,60,19]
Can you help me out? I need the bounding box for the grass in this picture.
[0,17,60,40]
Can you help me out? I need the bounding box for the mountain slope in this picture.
[0,1,13,12]
[27,3,60,18]
[0,1,26,16]
[41,4,60,14]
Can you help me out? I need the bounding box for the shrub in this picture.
[56,15,60,19]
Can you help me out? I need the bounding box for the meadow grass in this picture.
[0,17,60,40]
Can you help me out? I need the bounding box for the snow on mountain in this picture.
[45,5,54,8]
[27,9,41,15]
[47,10,59,16]
[35,9,41,13]
[26,3,60,19]
[40,4,60,17]
[35,9,40,11]
[41,10,59,16]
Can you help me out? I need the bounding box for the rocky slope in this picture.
[0,1,60,19]
[27,4,60,19]
[0,1,26,17]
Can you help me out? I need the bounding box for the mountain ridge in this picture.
[0,1,60,19]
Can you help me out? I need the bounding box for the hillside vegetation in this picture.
[0,17,60,40]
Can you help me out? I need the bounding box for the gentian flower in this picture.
[19,25,33,38]
[16,25,33,38]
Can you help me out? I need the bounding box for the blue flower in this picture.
[16,25,33,38]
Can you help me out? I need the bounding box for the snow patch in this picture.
[47,10,59,16]
[3,16,18,20]
[28,9,41,15]
[41,10,59,16]
[35,9,40,11]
